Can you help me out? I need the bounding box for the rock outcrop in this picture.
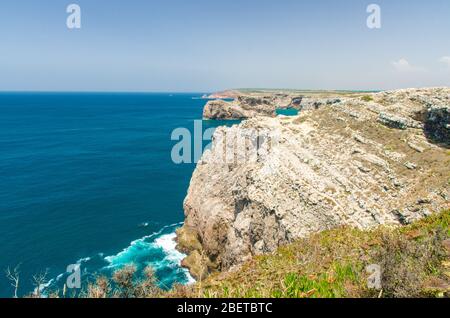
[202,100,250,120]
[203,95,292,119]
[425,105,450,146]
[181,87,450,278]
[207,90,242,99]
[203,90,349,120]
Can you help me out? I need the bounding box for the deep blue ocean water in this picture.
[0,93,235,297]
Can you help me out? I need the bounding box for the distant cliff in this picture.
[179,87,450,279]
[203,90,365,120]
[207,90,242,99]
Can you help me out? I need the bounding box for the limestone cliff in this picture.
[203,95,286,119]
[180,87,450,278]
[202,90,357,120]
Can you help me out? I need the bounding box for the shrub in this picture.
[361,95,374,102]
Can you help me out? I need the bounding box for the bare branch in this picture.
[5,264,21,298]
[32,268,50,298]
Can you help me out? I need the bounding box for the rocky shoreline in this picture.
[202,90,370,120]
[178,87,450,280]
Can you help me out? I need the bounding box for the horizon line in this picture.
[0,88,383,94]
[1,86,446,94]
[0,90,211,94]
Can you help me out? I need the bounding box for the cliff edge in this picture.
[202,90,363,120]
[180,87,450,279]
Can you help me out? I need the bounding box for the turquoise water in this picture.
[0,93,234,297]
[276,108,299,116]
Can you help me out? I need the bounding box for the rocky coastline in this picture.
[202,90,368,120]
[178,87,450,280]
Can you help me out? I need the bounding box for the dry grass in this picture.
[169,210,450,298]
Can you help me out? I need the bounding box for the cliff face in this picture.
[181,88,450,277]
[202,90,355,120]
[203,95,289,119]
[207,90,242,99]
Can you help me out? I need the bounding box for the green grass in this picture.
[276,263,360,298]
[361,95,374,102]
[171,210,450,298]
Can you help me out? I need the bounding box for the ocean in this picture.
[0,92,235,297]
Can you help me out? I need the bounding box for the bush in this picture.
[375,228,447,297]
[361,95,374,102]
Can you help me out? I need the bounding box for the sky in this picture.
[0,0,449,92]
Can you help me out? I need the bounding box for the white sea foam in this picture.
[153,233,195,284]
[36,256,93,295]
[34,278,54,297]
[76,256,91,264]
[103,222,183,266]
[103,222,195,285]
[37,221,194,296]
[154,233,180,261]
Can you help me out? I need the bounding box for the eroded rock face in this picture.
[203,100,249,120]
[182,87,450,277]
[203,96,282,119]
[425,105,450,146]
[203,94,314,119]
[296,97,342,111]
[180,250,209,281]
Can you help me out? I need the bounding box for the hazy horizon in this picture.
[0,86,444,93]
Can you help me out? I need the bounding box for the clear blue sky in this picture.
[0,0,449,91]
